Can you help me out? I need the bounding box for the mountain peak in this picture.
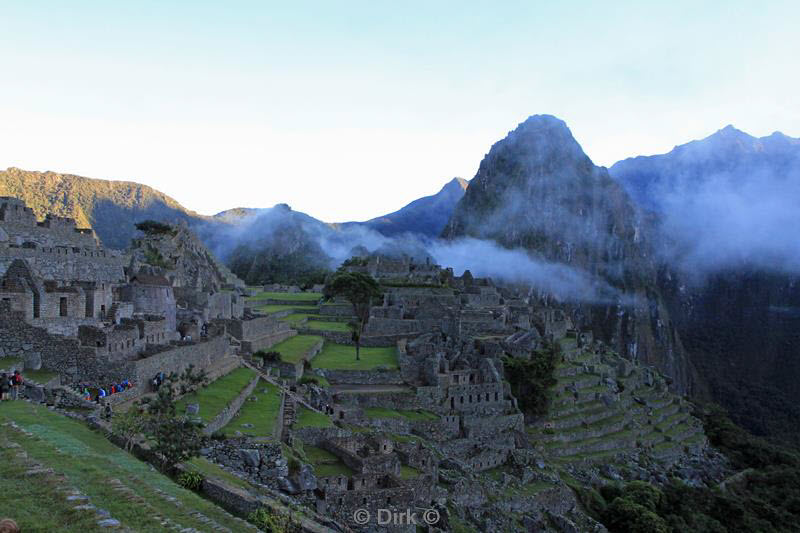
[443,177,469,192]
[708,124,752,142]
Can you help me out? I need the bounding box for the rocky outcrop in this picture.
[442,115,694,392]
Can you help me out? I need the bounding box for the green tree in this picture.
[323,270,381,361]
[143,380,203,473]
[112,407,149,452]
[604,497,669,533]
[502,339,559,417]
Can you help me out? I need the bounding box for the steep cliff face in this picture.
[610,127,800,442]
[442,115,694,391]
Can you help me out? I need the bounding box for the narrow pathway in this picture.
[241,361,326,415]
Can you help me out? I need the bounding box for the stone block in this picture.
[240,449,260,468]
[24,351,42,370]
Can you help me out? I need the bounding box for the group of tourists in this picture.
[82,379,135,403]
[0,370,23,401]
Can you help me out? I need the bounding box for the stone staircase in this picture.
[527,344,707,466]
[281,393,296,441]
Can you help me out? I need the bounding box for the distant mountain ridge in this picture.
[344,177,468,237]
[0,167,206,249]
[609,125,800,442]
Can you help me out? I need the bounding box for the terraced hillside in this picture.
[527,337,707,466]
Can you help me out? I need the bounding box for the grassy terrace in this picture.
[271,335,323,364]
[364,407,439,421]
[185,457,253,490]
[0,357,23,370]
[175,367,256,423]
[304,320,351,332]
[0,402,249,532]
[247,292,322,302]
[278,313,315,327]
[221,381,281,437]
[313,343,398,371]
[305,320,352,333]
[252,303,319,314]
[399,465,421,479]
[303,445,352,477]
[294,407,333,430]
[0,358,59,384]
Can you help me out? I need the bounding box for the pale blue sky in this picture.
[1,1,798,221]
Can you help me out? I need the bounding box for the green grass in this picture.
[294,407,333,430]
[364,407,438,421]
[399,465,421,479]
[298,374,331,387]
[0,358,59,384]
[253,304,319,314]
[221,381,281,437]
[313,343,398,370]
[302,445,352,477]
[23,367,60,384]
[270,335,323,364]
[304,320,351,332]
[0,436,108,532]
[247,292,322,302]
[175,367,256,423]
[185,457,252,490]
[278,313,315,327]
[0,357,23,370]
[0,402,252,532]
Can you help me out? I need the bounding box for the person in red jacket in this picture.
[11,370,23,400]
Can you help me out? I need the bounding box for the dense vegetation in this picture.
[503,340,559,417]
[586,405,800,533]
[135,219,176,235]
[227,242,329,288]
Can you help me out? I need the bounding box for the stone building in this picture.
[0,197,254,395]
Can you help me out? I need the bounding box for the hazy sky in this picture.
[1,1,798,221]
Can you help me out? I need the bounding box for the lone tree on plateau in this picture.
[323,270,381,361]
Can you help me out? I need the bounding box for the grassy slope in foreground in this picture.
[0,402,251,532]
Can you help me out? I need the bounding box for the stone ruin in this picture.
[0,196,290,400]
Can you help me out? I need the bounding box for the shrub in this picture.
[248,508,300,532]
[502,339,559,417]
[255,350,282,363]
[604,497,669,533]
[622,481,662,512]
[177,470,204,491]
[135,220,176,235]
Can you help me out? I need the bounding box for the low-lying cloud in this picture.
[198,205,626,304]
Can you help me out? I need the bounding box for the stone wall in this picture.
[317,369,404,385]
[204,374,261,435]
[130,335,231,396]
[219,316,294,354]
[0,247,125,283]
[31,316,99,337]
[119,283,177,332]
